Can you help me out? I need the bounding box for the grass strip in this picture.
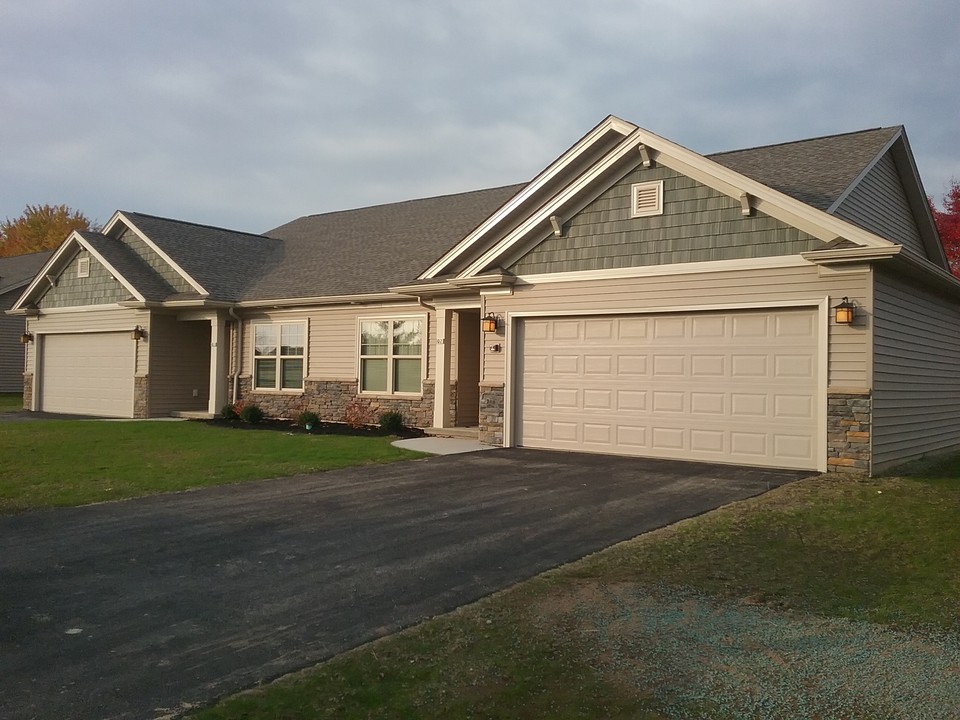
[0,392,23,413]
[0,420,424,513]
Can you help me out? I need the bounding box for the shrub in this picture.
[379,410,405,435]
[220,402,240,420]
[344,400,372,429]
[297,410,319,429]
[239,404,265,424]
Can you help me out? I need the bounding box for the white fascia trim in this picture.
[801,245,902,264]
[74,235,146,302]
[459,123,902,282]
[11,232,86,310]
[636,129,896,249]
[113,212,209,296]
[235,292,401,309]
[514,255,811,286]
[461,128,645,277]
[18,303,133,315]
[11,232,146,309]
[419,115,638,279]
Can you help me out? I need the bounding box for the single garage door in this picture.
[516,308,820,470]
[39,333,135,417]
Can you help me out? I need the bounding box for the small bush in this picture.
[239,404,265,424]
[220,402,240,420]
[344,400,372,429]
[378,410,405,435]
[298,410,319,429]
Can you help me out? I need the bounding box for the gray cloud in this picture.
[1,0,957,233]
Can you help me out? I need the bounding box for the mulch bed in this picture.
[199,417,425,439]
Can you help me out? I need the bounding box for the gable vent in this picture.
[77,257,90,278]
[631,180,663,218]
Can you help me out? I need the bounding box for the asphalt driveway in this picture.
[0,449,812,719]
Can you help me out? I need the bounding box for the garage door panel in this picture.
[40,333,134,417]
[516,309,820,470]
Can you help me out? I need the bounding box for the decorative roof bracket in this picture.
[549,215,563,237]
[739,192,752,216]
[638,144,655,168]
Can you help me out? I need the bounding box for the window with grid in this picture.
[359,318,423,394]
[254,323,305,391]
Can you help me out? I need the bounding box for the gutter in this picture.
[228,306,242,405]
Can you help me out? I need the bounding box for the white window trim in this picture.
[630,180,664,218]
[357,313,427,397]
[251,320,308,393]
[77,257,90,278]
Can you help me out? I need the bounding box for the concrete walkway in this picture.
[392,436,494,454]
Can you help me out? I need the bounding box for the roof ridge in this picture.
[121,211,272,239]
[707,126,900,158]
[292,183,527,222]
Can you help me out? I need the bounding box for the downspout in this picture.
[415,296,436,311]
[228,306,242,404]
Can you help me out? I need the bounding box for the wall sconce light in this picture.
[131,326,146,341]
[834,297,855,325]
[481,313,500,333]
[19,332,33,344]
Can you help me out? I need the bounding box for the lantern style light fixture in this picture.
[834,297,855,325]
[19,331,33,344]
[131,326,146,341]
[482,313,500,333]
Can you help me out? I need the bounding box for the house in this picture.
[8,115,960,475]
[0,251,53,392]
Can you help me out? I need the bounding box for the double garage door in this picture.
[516,308,821,470]
[39,333,135,417]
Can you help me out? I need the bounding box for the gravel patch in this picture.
[544,583,960,719]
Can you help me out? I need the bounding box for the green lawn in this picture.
[0,420,425,513]
[192,458,960,720]
[0,392,23,412]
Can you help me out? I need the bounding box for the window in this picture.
[630,180,664,217]
[254,323,305,391]
[77,257,90,278]
[360,318,423,394]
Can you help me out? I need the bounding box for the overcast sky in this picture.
[2,0,957,234]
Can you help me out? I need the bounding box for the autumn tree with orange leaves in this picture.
[0,204,99,258]
[931,179,960,276]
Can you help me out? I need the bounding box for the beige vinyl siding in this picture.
[37,250,130,309]
[834,153,926,257]
[510,165,820,275]
[0,289,26,392]
[483,263,868,388]
[871,269,960,471]
[238,302,436,386]
[26,308,150,377]
[148,314,210,416]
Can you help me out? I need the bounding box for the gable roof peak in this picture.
[119,210,270,240]
[708,125,902,158]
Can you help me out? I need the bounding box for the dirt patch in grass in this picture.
[532,580,960,719]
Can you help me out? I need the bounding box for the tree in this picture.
[930,179,960,276]
[0,204,99,258]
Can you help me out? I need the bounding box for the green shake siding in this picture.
[510,165,820,275]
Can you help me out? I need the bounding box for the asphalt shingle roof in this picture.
[248,184,524,300]
[102,126,904,304]
[0,251,52,295]
[121,213,282,301]
[80,232,178,302]
[708,127,901,210]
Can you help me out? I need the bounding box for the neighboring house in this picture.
[8,115,959,475]
[0,251,53,392]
